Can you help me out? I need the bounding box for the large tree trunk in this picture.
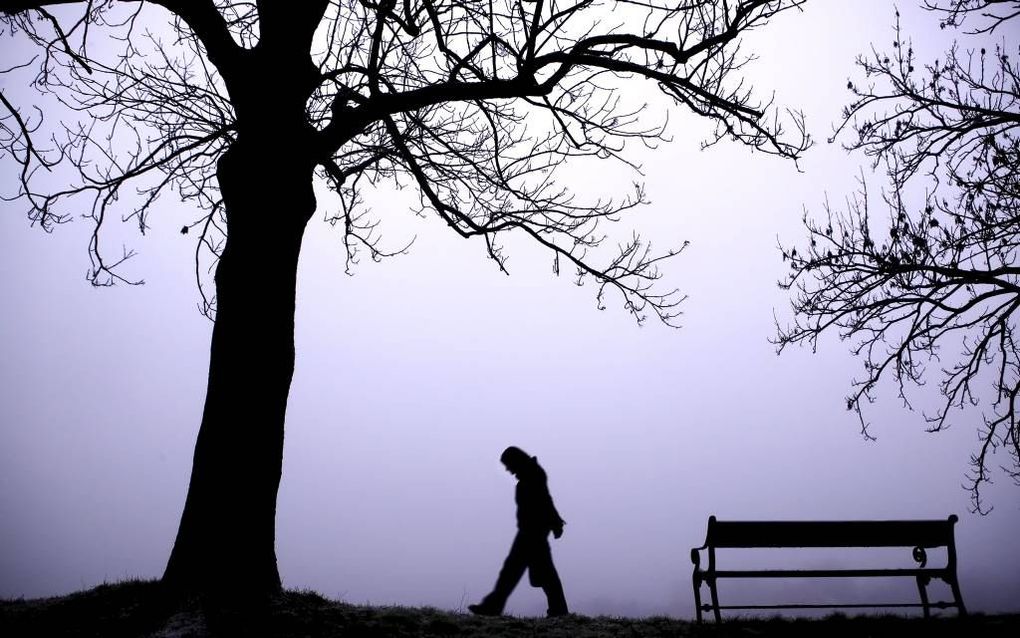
[162,137,316,597]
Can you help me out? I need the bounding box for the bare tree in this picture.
[2,0,808,595]
[777,1,1019,513]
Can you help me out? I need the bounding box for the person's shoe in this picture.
[546,609,570,618]
[468,603,501,617]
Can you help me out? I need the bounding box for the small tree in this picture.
[777,1,1019,513]
[2,0,808,595]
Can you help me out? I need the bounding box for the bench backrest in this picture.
[704,515,958,548]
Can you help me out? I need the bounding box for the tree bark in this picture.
[162,137,316,597]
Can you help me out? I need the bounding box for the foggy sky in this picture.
[1,1,1018,619]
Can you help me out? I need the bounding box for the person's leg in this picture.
[530,536,568,616]
[473,533,528,614]
[541,570,568,617]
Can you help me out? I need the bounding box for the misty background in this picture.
[1,1,1018,618]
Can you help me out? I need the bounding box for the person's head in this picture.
[500,446,532,477]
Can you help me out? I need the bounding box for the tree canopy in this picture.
[778,0,1020,512]
[2,0,809,323]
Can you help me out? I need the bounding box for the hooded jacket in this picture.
[514,457,564,534]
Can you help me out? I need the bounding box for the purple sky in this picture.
[2,1,1018,618]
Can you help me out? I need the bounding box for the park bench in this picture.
[690,515,967,622]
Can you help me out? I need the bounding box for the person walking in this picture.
[469,446,569,618]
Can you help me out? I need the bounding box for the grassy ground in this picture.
[2,580,1017,638]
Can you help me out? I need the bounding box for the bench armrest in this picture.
[691,546,706,568]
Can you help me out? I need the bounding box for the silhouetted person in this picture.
[469,446,569,618]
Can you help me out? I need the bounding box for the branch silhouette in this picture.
[777,3,1020,513]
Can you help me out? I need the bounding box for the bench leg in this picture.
[708,578,721,623]
[948,577,967,616]
[915,575,931,618]
[692,573,704,623]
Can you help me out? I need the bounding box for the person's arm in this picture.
[544,487,565,538]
